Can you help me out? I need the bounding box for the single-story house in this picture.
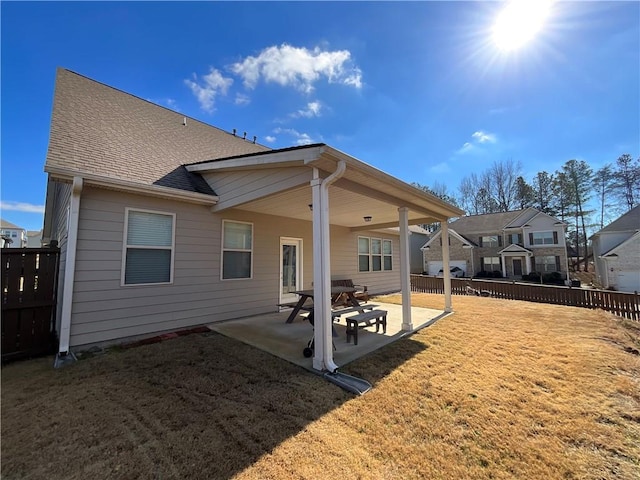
[42,68,464,372]
[421,208,569,280]
[591,206,640,293]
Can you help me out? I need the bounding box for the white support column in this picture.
[57,176,83,358]
[526,255,531,274]
[502,255,507,278]
[399,207,413,330]
[310,162,345,372]
[311,174,326,372]
[441,220,452,313]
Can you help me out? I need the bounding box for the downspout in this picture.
[312,160,346,373]
[54,176,83,368]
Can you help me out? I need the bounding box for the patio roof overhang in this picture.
[185,144,464,229]
[186,143,463,374]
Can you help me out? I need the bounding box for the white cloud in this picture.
[291,101,322,118]
[230,44,362,93]
[429,162,452,174]
[471,131,496,143]
[273,127,316,145]
[184,68,233,112]
[0,201,45,214]
[264,135,276,143]
[235,93,250,106]
[456,130,498,154]
[457,142,475,154]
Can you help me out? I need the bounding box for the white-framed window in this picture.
[222,220,253,280]
[481,235,500,248]
[122,208,175,286]
[483,256,501,271]
[535,255,558,273]
[531,231,555,245]
[383,239,393,271]
[358,236,392,272]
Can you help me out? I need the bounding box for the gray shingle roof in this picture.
[596,205,640,234]
[1,219,24,230]
[449,210,529,234]
[45,69,270,194]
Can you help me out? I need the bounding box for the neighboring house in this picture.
[590,206,640,293]
[421,208,569,279]
[42,69,463,371]
[386,225,430,274]
[1,219,27,248]
[27,230,43,247]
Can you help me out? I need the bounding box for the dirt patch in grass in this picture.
[2,294,639,479]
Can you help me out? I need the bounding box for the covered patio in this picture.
[187,143,464,374]
[209,301,448,369]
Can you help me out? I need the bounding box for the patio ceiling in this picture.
[187,144,464,230]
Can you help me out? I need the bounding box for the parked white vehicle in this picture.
[437,266,465,278]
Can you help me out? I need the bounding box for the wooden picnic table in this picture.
[285,286,363,323]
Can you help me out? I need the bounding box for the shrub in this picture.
[523,272,541,282]
[492,270,502,278]
[542,271,563,285]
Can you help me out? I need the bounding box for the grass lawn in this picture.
[2,294,639,479]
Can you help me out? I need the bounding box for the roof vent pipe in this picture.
[253,136,257,144]
[232,128,236,136]
[243,132,247,140]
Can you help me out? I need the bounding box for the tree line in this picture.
[413,154,639,272]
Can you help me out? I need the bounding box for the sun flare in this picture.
[493,0,553,51]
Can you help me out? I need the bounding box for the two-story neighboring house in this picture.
[590,206,640,293]
[421,208,568,279]
[1,219,27,248]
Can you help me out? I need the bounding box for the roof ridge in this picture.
[58,67,269,149]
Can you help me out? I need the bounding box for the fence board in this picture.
[410,275,640,321]
[1,248,60,361]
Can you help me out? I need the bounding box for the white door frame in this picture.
[279,237,303,305]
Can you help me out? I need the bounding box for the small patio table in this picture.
[285,286,362,324]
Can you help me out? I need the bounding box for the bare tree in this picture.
[489,158,521,211]
[458,174,483,215]
[612,154,640,211]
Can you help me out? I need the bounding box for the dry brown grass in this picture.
[2,294,639,479]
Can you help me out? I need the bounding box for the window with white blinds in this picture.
[222,220,253,279]
[122,209,175,285]
[358,236,393,272]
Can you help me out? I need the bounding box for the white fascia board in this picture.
[45,166,218,205]
[498,244,532,254]
[526,210,565,227]
[187,145,325,173]
[317,146,465,219]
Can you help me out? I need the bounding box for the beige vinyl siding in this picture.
[202,167,312,210]
[69,187,403,347]
[329,226,401,294]
[70,187,313,346]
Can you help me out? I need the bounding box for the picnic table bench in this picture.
[331,304,379,319]
[345,310,387,345]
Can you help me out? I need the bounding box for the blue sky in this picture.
[1,1,638,231]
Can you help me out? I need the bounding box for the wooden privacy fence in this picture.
[410,275,640,321]
[2,248,60,362]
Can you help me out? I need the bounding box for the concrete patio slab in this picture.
[209,302,448,370]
